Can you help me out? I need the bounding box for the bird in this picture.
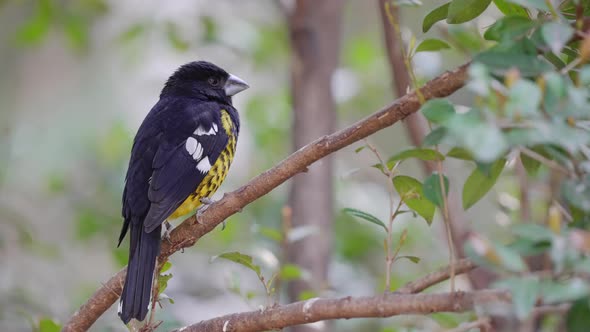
[117,61,249,324]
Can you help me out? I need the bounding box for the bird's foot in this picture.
[162,221,172,244]
[200,197,215,206]
[195,197,215,225]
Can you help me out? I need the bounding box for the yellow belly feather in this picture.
[168,110,236,219]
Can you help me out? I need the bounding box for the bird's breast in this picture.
[168,110,237,220]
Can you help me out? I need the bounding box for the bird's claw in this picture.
[162,221,172,244]
[200,197,215,205]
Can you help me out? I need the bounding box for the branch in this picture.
[63,63,470,332]
[172,290,509,332]
[396,258,476,294]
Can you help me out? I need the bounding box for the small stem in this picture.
[520,147,572,175]
[437,162,456,294]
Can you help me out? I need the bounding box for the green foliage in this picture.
[155,262,174,305]
[165,21,189,52]
[211,252,262,278]
[392,176,435,224]
[492,0,529,16]
[567,298,590,332]
[36,317,61,332]
[415,39,451,53]
[462,158,505,209]
[420,99,456,124]
[14,0,108,51]
[447,0,492,24]
[422,3,450,32]
[280,264,303,281]
[384,148,445,169]
[342,208,387,231]
[423,173,449,208]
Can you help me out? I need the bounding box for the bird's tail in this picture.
[119,222,161,324]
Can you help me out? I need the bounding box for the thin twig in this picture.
[396,258,476,294]
[520,147,572,175]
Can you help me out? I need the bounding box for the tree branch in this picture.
[396,258,476,294]
[63,63,469,332]
[172,290,509,332]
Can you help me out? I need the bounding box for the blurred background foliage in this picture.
[5,0,583,331]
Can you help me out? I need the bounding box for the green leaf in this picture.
[463,159,505,209]
[579,66,590,86]
[446,147,474,160]
[62,15,89,52]
[512,224,553,243]
[493,0,529,16]
[541,279,590,304]
[280,264,302,281]
[422,127,447,147]
[160,261,172,273]
[474,51,552,77]
[158,272,173,294]
[165,21,189,52]
[415,38,451,53]
[298,290,317,301]
[423,173,450,208]
[494,276,540,319]
[211,252,262,277]
[14,0,52,45]
[385,148,445,168]
[423,2,450,32]
[395,255,421,263]
[200,15,218,42]
[446,113,508,163]
[505,0,549,11]
[567,298,590,332]
[562,177,590,212]
[521,153,541,178]
[259,226,283,242]
[496,244,527,272]
[421,99,456,124]
[447,0,492,24]
[447,25,487,52]
[118,23,147,44]
[393,176,436,224]
[484,15,534,42]
[354,146,366,153]
[38,318,61,332]
[342,208,387,231]
[542,22,574,55]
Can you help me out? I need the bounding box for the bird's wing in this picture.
[142,103,230,233]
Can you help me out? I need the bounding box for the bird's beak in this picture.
[224,74,249,97]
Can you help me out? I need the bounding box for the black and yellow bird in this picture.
[117,61,249,323]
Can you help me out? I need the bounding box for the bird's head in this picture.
[160,61,249,102]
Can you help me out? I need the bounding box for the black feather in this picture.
[117,61,242,323]
[119,223,161,323]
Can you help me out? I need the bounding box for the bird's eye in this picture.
[208,77,220,87]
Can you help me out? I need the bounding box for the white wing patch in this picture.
[185,137,198,155]
[196,156,211,173]
[192,141,203,160]
[194,123,218,136]
[186,136,204,161]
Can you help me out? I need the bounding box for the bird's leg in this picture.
[200,197,215,205]
[196,197,226,229]
[162,221,172,244]
[196,197,214,225]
